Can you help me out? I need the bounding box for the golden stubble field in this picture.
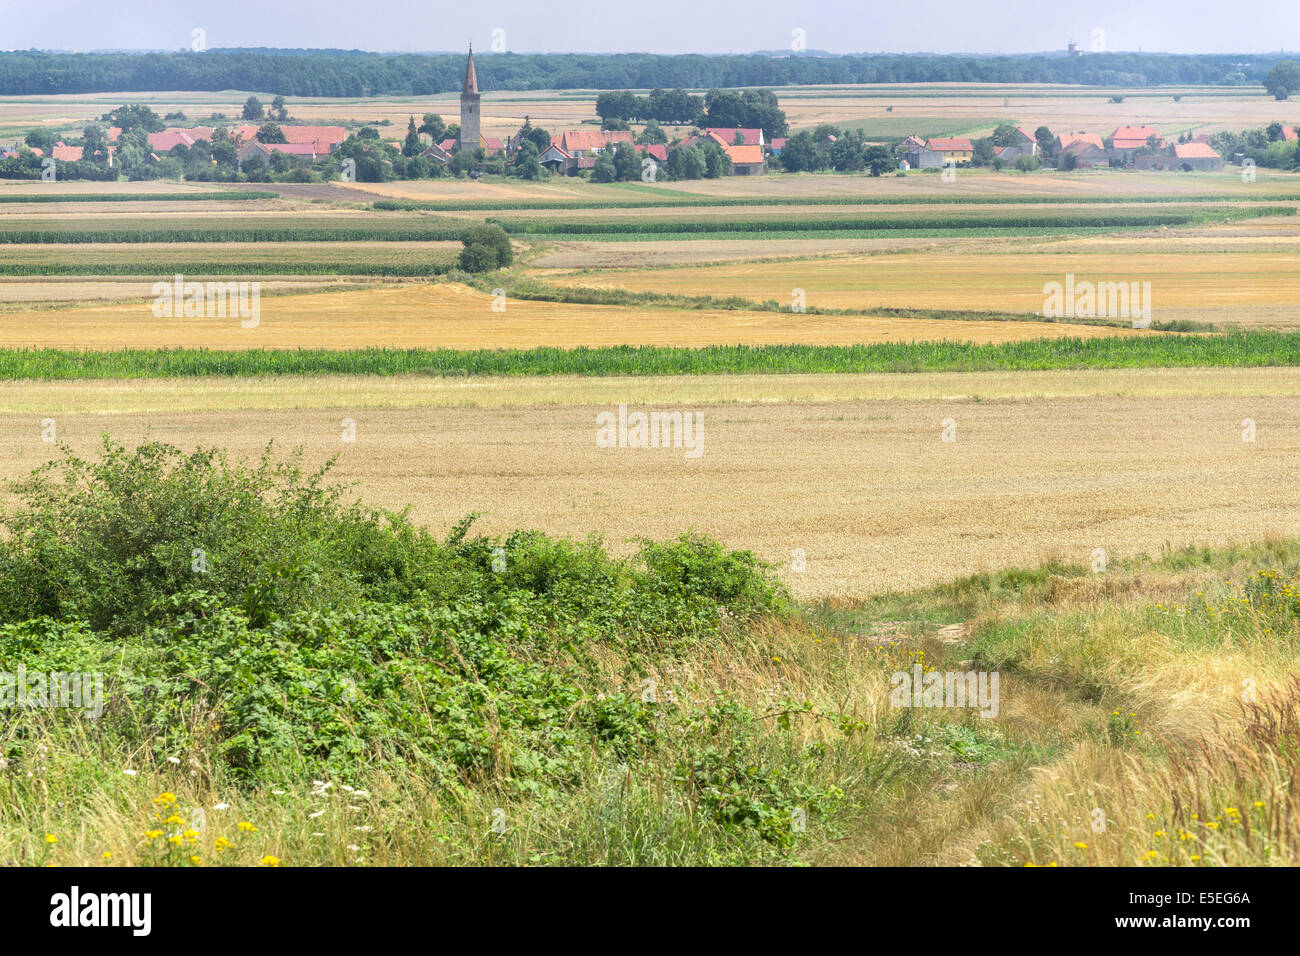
[3,371,1298,599]
[543,247,1300,326]
[0,282,1144,349]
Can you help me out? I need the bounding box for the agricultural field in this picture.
[3,60,1300,887]
[540,248,1300,328]
[3,372,1298,598]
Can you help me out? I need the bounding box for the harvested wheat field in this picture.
[4,387,1297,599]
[0,282,1144,349]
[553,249,1300,326]
[5,367,1297,415]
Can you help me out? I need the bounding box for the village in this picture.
[4,47,1294,181]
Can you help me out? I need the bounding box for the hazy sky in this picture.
[3,0,1298,55]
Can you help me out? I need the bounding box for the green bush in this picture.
[458,242,501,272]
[458,223,514,272]
[0,441,789,784]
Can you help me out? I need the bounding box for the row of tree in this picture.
[597,88,788,138]
[0,50,1293,97]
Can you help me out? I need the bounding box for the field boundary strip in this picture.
[2,332,1299,378]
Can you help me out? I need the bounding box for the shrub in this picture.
[458,243,500,272]
[0,441,790,782]
[0,439,449,634]
[457,223,513,272]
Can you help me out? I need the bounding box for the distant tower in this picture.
[459,44,481,152]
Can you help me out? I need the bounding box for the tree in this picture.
[1035,126,1055,158]
[611,142,640,181]
[595,90,640,122]
[828,133,866,172]
[1268,121,1285,141]
[81,124,109,164]
[514,141,542,180]
[972,137,996,166]
[24,129,57,152]
[458,244,499,273]
[256,123,286,144]
[864,144,894,177]
[241,153,270,182]
[991,123,1022,147]
[1015,154,1041,172]
[270,95,288,121]
[526,126,551,152]
[448,148,479,176]
[101,104,164,133]
[590,151,617,182]
[699,88,787,138]
[403,116,421,157]
[779,131,818,173]
[1265,60,1300,100]
[209,127,237,166]
[458,224,513,272]
[665,144,706,180]
[418,113,446,141]
[698,138,731,177]
[637,120,667,145]
[242,96,265,120]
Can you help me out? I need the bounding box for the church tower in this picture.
[459,44,481,152]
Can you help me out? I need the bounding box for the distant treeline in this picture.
[0,49,1283,96]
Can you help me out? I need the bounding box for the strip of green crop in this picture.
[0,191,277,203]
[0,225,467,243]
[490,206,1294,235]
[2,332,1298,379]
[375,194,1300,212]
[0,261,453,276]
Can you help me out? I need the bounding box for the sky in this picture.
[2,0,1298,55]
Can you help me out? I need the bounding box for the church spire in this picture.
[463,43,478,95]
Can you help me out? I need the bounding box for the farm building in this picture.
[1105,125,1166,163]
[236,141,323,166]
[550,129,634,155]
[722,142,765,175]
[903,146,942,168]
[925,137,974,163]
[1132,141,1224,171]
[1056,132,1107,168]
[704,127,765,147]
[1172,142,1225,170]
[420,141,454,164]
[1008,125,1040,155]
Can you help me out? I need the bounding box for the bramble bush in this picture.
[0,441,796,812]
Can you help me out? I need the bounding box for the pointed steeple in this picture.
[463,43,478,95]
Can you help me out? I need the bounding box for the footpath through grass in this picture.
[2,332,1298,379]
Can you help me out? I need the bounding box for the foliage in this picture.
[457,224,514,272]
[4,331,1300,380]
